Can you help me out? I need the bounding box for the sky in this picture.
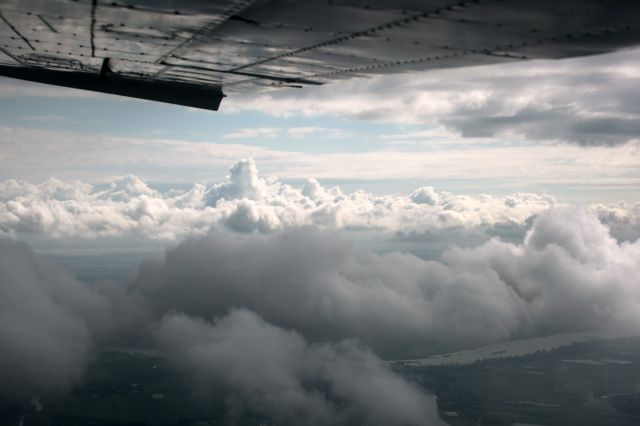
[2,43,640,426]
[1,46,639,202]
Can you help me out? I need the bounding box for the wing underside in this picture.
[1,0,639,110]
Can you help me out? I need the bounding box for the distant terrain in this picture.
[395,336,640,426]
[1,337,639,425]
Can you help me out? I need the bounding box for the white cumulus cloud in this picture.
[0,159,564,240]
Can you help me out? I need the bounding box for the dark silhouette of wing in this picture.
[1,0,639,110]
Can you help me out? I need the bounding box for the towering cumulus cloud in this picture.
[204,158,268,205]
[0,239,110,395]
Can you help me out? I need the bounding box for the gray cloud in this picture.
[441,100,640,147]
[156,309,440,426]
[228,48,640,146]
[0,239,110,395]
[443,207,640,335]
[0,237,440,425]
[0,238,443,425]
[130,227,519,357]
[130,207,640,359]
[593,202,640,243]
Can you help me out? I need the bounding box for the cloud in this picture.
[442,207,640,335]
[287,127,324,138]
[3,158,640,243]
[0,159,564,240]
[156,309,439,426]
[0,237,442,425]
[226,48,640,146]
[128,226,521,356]
[410,186,439,206]
[2,205,639,419]
[592,202,640,243]
[130,207,640,359]
[223,127,282,139]
[205,159,269,205]
[0,238,110,395]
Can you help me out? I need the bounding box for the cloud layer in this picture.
[227,48,640,146]
[0,158,567,240]
[3,159,639,245]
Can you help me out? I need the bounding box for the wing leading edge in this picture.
[1,0,639,111]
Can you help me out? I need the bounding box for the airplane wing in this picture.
[1,0,639,111]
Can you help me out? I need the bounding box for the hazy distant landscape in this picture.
[4,336,639,425]
[403,336,640,426]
